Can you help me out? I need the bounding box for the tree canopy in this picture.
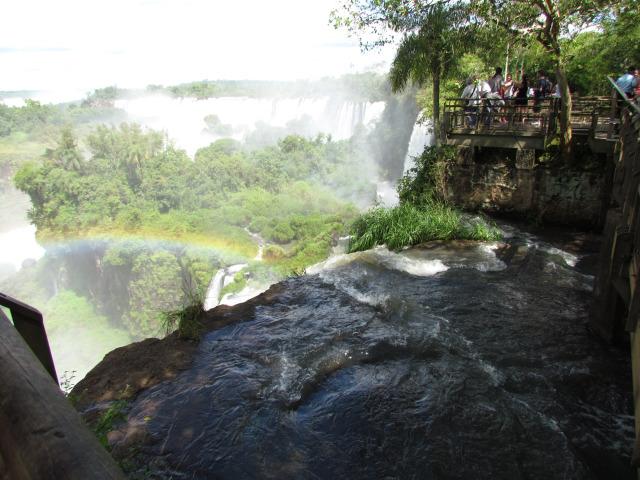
[333,0,638,158]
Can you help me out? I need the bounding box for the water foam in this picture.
[309,246,449,278]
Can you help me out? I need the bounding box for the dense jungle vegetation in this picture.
[1,75,409,356]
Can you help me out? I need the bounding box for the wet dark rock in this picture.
[74,232,633,479]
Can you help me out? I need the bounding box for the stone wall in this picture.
[444,146,611,229]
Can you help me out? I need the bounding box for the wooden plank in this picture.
[0,312,125,480]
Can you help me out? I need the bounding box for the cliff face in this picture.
[445,146,611,229]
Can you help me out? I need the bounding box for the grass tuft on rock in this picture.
[348,145,502,253]
[160,274,205,341]
[348,203,501,252]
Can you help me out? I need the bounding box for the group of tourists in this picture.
[459,65,640,128]
[462,67,558,106]
[460,67,557,126]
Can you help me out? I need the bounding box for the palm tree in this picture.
[389,4,470,144]
[46,127,84,172]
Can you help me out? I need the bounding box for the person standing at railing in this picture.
[488,67,504,94]
[616,66,638,98]
[499,73,515,124]
[514,73,529,122]
[534,70,553,113]
[461,76,479,127]
[501,73,515,99]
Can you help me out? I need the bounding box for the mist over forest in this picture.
[0,73,422,381]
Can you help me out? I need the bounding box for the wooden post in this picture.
[0,292,58,383]
[0,312,126,479]
[608,87,618,140]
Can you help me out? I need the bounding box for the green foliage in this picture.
[160,274,205,341]
[398,145,456,205]
[263,245,285,260]
[164,74,389,102]
[93,399,128,449]
[203,114,233,136]
[128,250,182,337]
[44,127,84,172]
[348,203,501,252]
[82,86,120,108]
[349,144,500,252]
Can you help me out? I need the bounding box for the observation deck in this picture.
[442,95,622,153]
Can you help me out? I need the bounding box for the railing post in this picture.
[609,87,618,140]
[590,111,599,139]
[0,310,126,479]
[0,292,58,383]
[442,111,450,144]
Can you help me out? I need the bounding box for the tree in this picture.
[388,3,470,142]
[332,1,475,143]
[475,0,620,158]
[45,127,84,172]
[87,123,164,188]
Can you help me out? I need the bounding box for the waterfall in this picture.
[402,122,433,174]
[375,120,434,208]
[115,95,386,156]
[203,269,226,311]
[244,228,265,261]
[204,263,250,311]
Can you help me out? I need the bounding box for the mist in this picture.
[0,0,428,388]
[115,93,386,156]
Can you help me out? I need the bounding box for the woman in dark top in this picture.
[515,74,528,105]
[515,74,529,122]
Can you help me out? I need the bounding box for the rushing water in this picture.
[114,228,634,479]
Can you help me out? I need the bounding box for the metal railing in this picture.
[0,291,58,384]
[443,93,625,143]
[443,97,559,137]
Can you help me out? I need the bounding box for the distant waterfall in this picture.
[375,120,434,208]
[115,96,386,156]
[402,122,433,174]
[203,269,226,311]
[204,263,250,311]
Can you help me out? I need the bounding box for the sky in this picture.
[0,0,395,92]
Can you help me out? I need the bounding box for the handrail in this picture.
[0,291,58,384]
[442,97,558,138]
[0,310,126,478]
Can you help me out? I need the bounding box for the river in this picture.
[108,225,634,479]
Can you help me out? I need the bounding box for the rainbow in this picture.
[34,227,259,263]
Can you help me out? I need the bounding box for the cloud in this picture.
[0,0,395,90]
[0,47,71,53]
